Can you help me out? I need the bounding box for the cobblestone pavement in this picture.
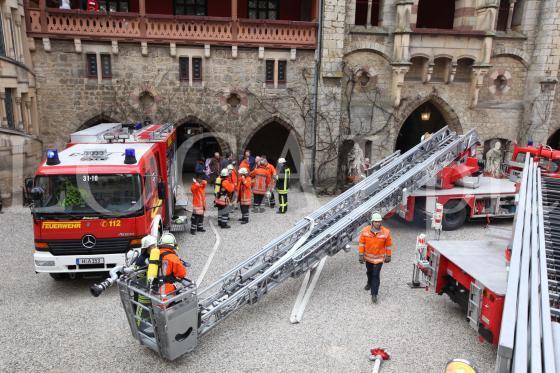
[0,189,508,372]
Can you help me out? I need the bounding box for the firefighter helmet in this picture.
[239,167,248,175]
[141,235,157,249]
[220,168,229,177]
[159,232,177,247]
[371,212,383,222]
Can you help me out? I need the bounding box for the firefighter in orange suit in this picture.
[262,157,277,209]
[157,233,187,297]
[237,167,252,224]
[190,174,207,235]
[250,160,271,213]
[358,212,393,304]
[215,168,235,228]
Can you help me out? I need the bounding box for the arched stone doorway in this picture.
[77,114,118,131]
[548,128,560,150]
[395,102,447,153]
[175,118,230,173]
[243,119,302,175]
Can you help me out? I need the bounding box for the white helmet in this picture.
[227,164,234,170]
[278,158,286,164]
[220,168,229,177]
[141,235,157,249]
[239,167,248,175]
[371,212,383,222]
[160,232,177,247]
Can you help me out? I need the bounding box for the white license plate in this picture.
[76,257,105,265]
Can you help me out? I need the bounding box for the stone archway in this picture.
[393,95,462,153]
[77,114,118,131]
[243,118,303,175]
[548,128,560,150]
[175,116,233,174]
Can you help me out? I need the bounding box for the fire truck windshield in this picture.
[33,174,143,218]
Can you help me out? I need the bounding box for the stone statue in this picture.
[347,143,365,180]
[485,140,503,177]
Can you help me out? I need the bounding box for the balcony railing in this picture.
[26,8,317,49]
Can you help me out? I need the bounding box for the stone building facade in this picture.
[0,0,41,207]
[8,0,560,203]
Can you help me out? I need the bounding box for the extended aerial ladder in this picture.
[105,126,480,360]
[496,156,560,372]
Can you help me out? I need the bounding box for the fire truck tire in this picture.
[442,200,467,231]
[49,273,68,281]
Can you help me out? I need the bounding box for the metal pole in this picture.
[310,0,324,185]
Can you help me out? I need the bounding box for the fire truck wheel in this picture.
[442,200,467,231]
[49,273,68,281]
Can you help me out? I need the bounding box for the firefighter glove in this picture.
[384,256,391,263]
[359,254,364,264]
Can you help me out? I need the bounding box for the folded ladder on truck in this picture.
[116,126,481,360]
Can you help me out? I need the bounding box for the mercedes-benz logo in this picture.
[82,235,96,249]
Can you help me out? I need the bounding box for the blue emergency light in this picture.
[134,122,142,130]
[46,149,60,165]
[124,148,137,164]
[528,139,534,146]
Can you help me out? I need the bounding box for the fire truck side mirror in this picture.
[25,178,33,191]
[157,182,166,200]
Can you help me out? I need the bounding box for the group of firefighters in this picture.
[190,150,291,232]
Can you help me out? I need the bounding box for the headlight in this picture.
[35,260,55,267]
[445,359,477,373]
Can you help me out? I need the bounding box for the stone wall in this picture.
[31,40,345,185]
[0,132,42,207]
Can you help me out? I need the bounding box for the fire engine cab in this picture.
[30,122,185,279]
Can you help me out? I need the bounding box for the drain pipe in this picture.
[310,0,324,186]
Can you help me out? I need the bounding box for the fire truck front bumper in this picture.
[33,251,126,273]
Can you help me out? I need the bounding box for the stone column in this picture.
[39,0,47,33]
[506,0,516,32]
[470,66,489,108]
[23,96,31,133]
[139,0,146,38]
[521,0,560,143]
[14,96,23,130]
[231,0,238,41]
[0,92,5,128]
[392,0,412,63]
[366,0,373,27]
[391,64,410,107]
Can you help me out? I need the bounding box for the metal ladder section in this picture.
[496,157,559,373]
[197,126,480,334]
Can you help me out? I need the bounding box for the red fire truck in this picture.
[30,122,184,279]
[399,144,560,230]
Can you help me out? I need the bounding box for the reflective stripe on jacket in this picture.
[191,180,207,215]
[215,178,235,206]
[251,167,270,195]
[237,176,252,206]
[358,226,392,264]
[277,166,290,194]
[157,247,187,296]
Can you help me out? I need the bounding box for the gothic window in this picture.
[100,54,112,79]
[496,0,509,31]
[416,0,454,29]
[192,58,202,81]
[86,53,97,79]
[265,60,274,83]
[277,60,286,83]
[4,89,14,129]
[455,58,474,82]
[405,57,428,81]
[174,0,207,16]
[0,17,5,57]
[179,57,189,81]
[248,0,278,20]
[354,0,380,26]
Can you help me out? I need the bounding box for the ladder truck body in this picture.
[413,156,560,371]
[109,126,480,360]
[31,123,187,277]
[400,144,560,231]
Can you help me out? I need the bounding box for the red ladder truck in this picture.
[30,122,187,279]
[399,143,560,230]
